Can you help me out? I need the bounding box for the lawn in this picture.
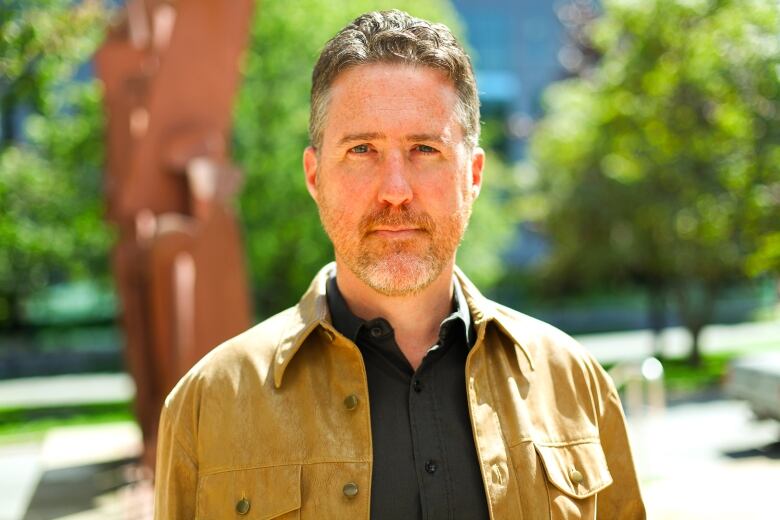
[0,401,134,444]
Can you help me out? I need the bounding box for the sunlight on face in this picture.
[308,63,483,295]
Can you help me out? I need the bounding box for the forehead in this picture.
[322,63,462,145]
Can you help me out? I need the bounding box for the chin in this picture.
[357,252,443,297]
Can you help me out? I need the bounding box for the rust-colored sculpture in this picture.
[95,0,255,466]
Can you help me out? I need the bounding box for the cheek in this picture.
[319,163,370,196]
[420,170,472,212]
[318,176,367,223]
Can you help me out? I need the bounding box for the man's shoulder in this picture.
[457,268,594,368]
[487,299,600,371]
[484,298,617,407]
[164,304,301,406]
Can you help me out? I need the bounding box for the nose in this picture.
[377,150,413,207]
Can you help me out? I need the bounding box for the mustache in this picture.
[359,206,435,235]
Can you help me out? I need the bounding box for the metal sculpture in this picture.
[95,0,255,466]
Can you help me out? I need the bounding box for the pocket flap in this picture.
[198,464,301,519]
[534,441,613,499]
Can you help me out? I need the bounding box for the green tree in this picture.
[233,1,518,317]
[529,0,780,364]
[0,0,111,330]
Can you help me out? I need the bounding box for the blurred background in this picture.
[1,0,778,518]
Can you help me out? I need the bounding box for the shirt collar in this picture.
[325,275,364,344]
[273,262,534,388]
[325,270,474,349]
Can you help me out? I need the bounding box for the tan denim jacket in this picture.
[155,264,645,519]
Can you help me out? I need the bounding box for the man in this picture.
[155,10,645,519]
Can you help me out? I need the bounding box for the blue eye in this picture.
[415,144,437,154]
[350,144,369,153]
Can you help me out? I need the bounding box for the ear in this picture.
[469,147,485,199]
[303,146,319,200]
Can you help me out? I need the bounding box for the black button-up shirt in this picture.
[326,275,490,520]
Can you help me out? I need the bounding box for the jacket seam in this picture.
[464,345,496,520]
[526,437,601,448]
[480,333,516,519]
[198,458,372,477]
[163,402,198,467]
[171,431,199,468]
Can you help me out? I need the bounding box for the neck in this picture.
[334,259,455,370]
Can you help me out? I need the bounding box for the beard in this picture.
[318,200,471,296]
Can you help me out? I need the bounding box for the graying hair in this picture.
[309,10,480,149]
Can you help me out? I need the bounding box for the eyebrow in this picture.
[337,132,447,146]
[406,133,446,144]
[337,132,386,146]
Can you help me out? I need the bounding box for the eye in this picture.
[414,144,438,154]
[349,144,370,154]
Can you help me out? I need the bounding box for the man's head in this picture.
[304,11,484,297]
[309,10,480,150]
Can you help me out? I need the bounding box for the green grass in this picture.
[0,401,135,443]
[603,340,780,397]
[657,353,732,394]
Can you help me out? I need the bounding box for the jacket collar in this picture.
[273,262,534,388]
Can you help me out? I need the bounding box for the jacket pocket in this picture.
[534,441,613,519]
[197,464,301,519]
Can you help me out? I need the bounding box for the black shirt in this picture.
[326,275,490,520]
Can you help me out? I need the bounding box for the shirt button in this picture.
[570,468,584,484]
[343,481,359,497]
[344,394,359,410]
[412,379,423,393]
[235,498,251,515]
[370,326,383,338]
[425,460,438,474]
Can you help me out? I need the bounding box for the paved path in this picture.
[0,443,40,520]
[630,399,780,520]
[578,319,780,364]
[0,373,135,409]
[0,422,144,520]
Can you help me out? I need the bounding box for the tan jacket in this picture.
[155,264,645,519]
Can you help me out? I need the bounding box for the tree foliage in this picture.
[0,0,111,329]
[233,0,518,317]
[528,0,780,363]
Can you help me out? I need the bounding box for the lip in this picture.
[369,228,423,238]
[371,227,420,232]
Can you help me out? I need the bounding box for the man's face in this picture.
[304,63,484,296]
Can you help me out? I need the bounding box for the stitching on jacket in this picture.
[481,327,521,517]
[199,458,372,477]
[172,431,198,468]
[162,402,198,466]
[506,436,602,449]
[529,437,601,448]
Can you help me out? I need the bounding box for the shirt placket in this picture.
[408,348,451,520]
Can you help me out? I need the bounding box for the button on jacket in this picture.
[154,264,646,519]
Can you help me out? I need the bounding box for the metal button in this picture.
[344,394,359,410]
[343,481,359,497]
[236,498,251,515]
[370,326,383,338]
[425,460,438,474]
[570,468,584,484]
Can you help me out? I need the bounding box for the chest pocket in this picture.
[535,441,613,519]
[197,464,301,520]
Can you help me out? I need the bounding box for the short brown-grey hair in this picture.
[309,10,480,149]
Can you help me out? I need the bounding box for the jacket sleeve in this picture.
[596,375,647,519]
[154,400,199,519]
